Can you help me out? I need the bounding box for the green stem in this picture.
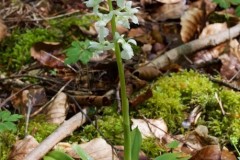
[107,0,131,159]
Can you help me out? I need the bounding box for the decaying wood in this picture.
[139,23,240,70]
[73,95,112,107]
[24,108,87,160]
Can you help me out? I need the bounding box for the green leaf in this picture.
[0,123,8,132]
[44,150,74,160]
[43,156,56,160]
[65,40,93,65]
[0,111,11,122]
[155,153,189,160]
[130,127,142,160]
[3,121,17,132]
[167,141,180,149]
[213,0,230,8]
[5,114,23,122]
[72,144,93,160]
[236,5,240,17]
[231,0,240,5]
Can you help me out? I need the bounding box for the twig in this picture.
[208,76,240,91]
[214,92,225,115]
[24,108,87,160]
[141,23,240,70]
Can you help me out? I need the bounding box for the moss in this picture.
[138,70,217,132]
[207,89,240,147]
[138,70,240,146]
[0,132,16,160]
[141,137,164,158]
[0,14,97,71]
[70,106,124,145]
[18,114,58,142]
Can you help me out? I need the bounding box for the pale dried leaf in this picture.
[56,138,119,160]
[46,92,69,124]
[193,43,226,64]
[9,135,39,160]
[152,0,187,21]
[229,39,240,61]
[0,19,7,42]
[180,8,204,42]
[199,23,228,39]
[131,118,167,139]
[190,0,217,15]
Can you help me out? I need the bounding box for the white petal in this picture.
[117,0,125,8]
[128,39,137,45]
[131,16,139,24]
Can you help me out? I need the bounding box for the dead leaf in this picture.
[0,19,7,42]
[30,42,65,68]
[74,95,111,107]
[190,145,221,160]
[128,27,154,44]
[190,0,217,15]
[199,23,228,39]
[180,7,204,42]
[45,92,69,124]
[133,66,161,80]
[130,88,152,107]
[56,138,119,160]
[9,135,39,160]
[221,149,237,160]
[193,43,226,64]
[131,118,167,139]
[219,54,240,80]
[152,0,187,21]
[11,86,47,114]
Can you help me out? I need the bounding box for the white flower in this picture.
[117,33,137,60]
[94,13,113,42]
[114,1,139,28]
[85,0,102,13]
[89,41,114,54]
[117,0,125,8]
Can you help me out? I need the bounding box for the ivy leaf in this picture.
[213,0,230,8]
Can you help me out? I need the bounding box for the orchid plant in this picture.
[65,0,141,159]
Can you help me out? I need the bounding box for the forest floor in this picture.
[0,0,240,159]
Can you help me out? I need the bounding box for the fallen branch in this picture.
[24,108,87,160]
[141,23,240,70]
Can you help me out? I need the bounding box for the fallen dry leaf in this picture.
[152,0,187,21]
[133,66,161,80]
[56,138,119,160]
[193,43,226,64]
[9,135,39,160]
[11,86,47,114]
[30,42,65,68]
[190,145,221,160]
[131,118,167,139]
[180,7,204,42]
[199,23,228,39]
[45,92,69,124]
[0,19,7,42]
